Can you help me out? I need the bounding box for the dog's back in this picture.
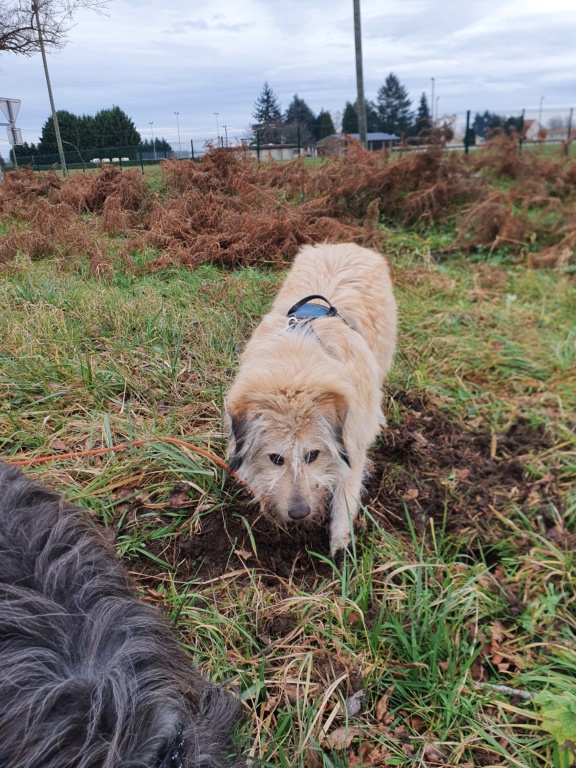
[270,242,397,381]
[0,462,240,768]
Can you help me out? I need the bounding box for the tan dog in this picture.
[225,243,397,554]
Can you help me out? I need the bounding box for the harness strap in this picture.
[286,294,339,318]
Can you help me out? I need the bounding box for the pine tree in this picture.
[252,82,283,143]
[341,101,379,134]
[365,101,380,132]
[38,106,140,156]
[342,101,358,133]
[78,114,96,149]
[38,110,81,154]
[13,142,39,161]
[93,106,140,148]
[285,95,316,132]
[252,82,281,123]
[376,73,413,136]
[414,92,432,137]
[316,109,336,139]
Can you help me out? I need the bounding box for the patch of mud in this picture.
[173,503,334,585]
[368,392,562,552]
[128,391,567,587]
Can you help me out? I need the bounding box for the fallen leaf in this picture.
[346,689,365,717]
[326,726,362,749]
[422,741,448,763]
[169,490,193,508]
[375,685,395,722]
[411,430,429,447]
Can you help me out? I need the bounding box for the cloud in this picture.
[0,0,574,154]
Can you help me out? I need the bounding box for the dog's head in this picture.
[225,371,352,524]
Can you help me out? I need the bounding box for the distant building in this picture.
[316,132,400,157]
[246,142,313,161]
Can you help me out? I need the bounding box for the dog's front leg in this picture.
[329,460,365,555]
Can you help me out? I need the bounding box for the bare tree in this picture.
[1,1,109,175]
[1,1,107,56]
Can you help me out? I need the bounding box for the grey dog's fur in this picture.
[0,461,241,768]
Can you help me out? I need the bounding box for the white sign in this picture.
[0,98,21,124]
[7,126,23,145]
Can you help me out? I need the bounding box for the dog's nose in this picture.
[287,499,311,520]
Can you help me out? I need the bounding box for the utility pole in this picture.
[174,112,182,155]
[223,125,228,147]
[353,0,367,148]
[32,1,67,176]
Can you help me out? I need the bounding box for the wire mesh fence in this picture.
[3,105,574,172]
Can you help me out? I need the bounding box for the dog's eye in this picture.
[305,450,320,463]
[269,454,284,466]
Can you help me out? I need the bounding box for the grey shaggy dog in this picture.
[0,461,242,768]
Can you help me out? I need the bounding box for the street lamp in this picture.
[149,121,156,160]
[214,112,219,143]
[174,111,182,156]
[435,96,441,122]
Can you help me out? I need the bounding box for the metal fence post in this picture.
[139,145,144,172]
[568,108,574,142]
[464,110,470,155]
[190,139,195,160]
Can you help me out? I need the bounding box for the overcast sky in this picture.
[1,0,575,155]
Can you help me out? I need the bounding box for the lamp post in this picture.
[149,122,156,160]
[223,125,228,147]
[214,112,219,143]
[435,96,441,122]
[174,112,182,156]
[538,96,544,139]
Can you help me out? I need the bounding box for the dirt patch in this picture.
[368,392,563,552]
[173,502,334,586]
[126,391,567,588]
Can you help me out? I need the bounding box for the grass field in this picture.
[1,145,575,766]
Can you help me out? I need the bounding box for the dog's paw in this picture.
[332,547,347,569]
[330,532,351,559]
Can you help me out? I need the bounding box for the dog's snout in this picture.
[287,499,312,520]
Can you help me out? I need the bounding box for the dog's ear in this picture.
[315,390,351,468]
[333,419,351,468]
[227,409,250,472]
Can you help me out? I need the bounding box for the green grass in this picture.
[1,240,575,766]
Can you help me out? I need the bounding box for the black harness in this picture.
[286,294,349,336]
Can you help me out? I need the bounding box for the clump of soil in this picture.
[368,393,562,555]
[175,505,333,585]
[129,391,565,588]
